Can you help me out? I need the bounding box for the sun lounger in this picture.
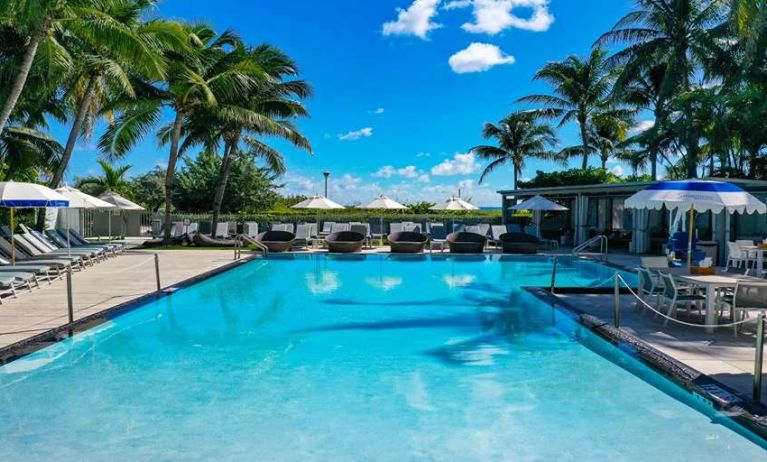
[388,232,428,254]
[428,224,448,253]
[499,233,539,254]
[326,231,365,253]
[243,222,259,238]
[0,236,80,269]
[14,234,96,265]
[257,231,295,252]
[214,222,230,239]
[446,232,487,254]
[292,224,312,249]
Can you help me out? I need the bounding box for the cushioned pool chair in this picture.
[256,231,296,252]
[388,231,428,254]
[326,231,365,253]
[446,232,487,254]
[499,232,539,254]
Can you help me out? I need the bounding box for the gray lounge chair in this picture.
[0,236,81,269]
[292,224,313,249]
[429,225,448,253]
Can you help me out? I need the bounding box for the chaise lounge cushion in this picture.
[446,232,487,254]
[257,231,296,253]
[326,231,365,253]
[499,233,539,254]
[388,231,428,254]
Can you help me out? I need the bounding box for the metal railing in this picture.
[237,234,269,256]
[573,235,609,261]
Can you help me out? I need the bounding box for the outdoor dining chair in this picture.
[658,272,705,327]
[717,280,767,335]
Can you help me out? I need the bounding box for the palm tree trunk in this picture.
[0,27,47,136]
[650,152,658,181]
[579,121,589,169]
[50,73,99,188]
[210,135,238,236]
[512,164,519,190]
[163,110,185,244]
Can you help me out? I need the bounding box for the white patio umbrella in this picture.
[361,195,408,244]
[292,195,345,236]
[98,192,145,238]
[56,186,116,254]
[625,180,767,267]
[510,195,569,238]
[430,196,480,211]
[0,181,70,263]
[430,196,479,231]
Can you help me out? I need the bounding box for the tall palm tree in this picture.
[0,0,159,136]
[76,159,131,195]
[49,0,184,189]
[469,112,558,188]
[517,47,613,169]
[596,0,724,177]
[100,25,264,243]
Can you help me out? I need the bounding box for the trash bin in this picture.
[698,241,718,266]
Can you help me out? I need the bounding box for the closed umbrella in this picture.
[0,182,69,263]
[625,180,767,267]
[361,195,408,244]
[98,192,145,238]
[510,195,569,238]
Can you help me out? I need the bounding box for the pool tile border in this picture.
[0,255,257,366]
[526,286,767,442]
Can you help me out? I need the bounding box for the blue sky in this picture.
[58,0,637,206]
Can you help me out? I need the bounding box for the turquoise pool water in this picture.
[0,255,763,461]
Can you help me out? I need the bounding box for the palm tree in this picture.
[517,47,613,169]
[100,25,263,243]
[76,159,131,196]
[596,0,723,178]
[0,0,160,136]
[48,0,184,189]
[469,112,558,188]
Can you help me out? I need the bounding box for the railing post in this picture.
[154,253,161,293]
[754,313,765,403]
[66,266,74,324]
[613,272,621,328]
[550,256,558,294]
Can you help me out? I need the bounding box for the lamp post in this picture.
[323,171,330,198]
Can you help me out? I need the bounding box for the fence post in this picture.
[613,272,621,328]
[550,256,558,294]
[754,313,765,403]
[154,253,161,293]
[66,266,74,324]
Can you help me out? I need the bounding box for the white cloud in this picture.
[448,43,515,73]
[418,174,431,183]
[383,0,442,39]
[630,119,655,135]
[431,152,480,176]
[373,165,420,179]
[371,107,385,114]
[609,164,625,177]
[450,0,555,34]
[338,127,373,141]
[416,152,431,157]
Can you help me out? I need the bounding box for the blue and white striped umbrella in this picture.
[625,180,766,215]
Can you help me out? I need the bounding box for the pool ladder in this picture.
[573,235,608,262]
[235,234,269,259]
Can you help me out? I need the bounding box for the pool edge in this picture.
[525,286,767,442]
[0,254,259,366]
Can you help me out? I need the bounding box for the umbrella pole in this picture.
[10,208,15,264]
[687,207,695,268]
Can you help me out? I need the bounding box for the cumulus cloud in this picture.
[338,127,373,141]
[609,164,625,177]
[370,107,385,114]
[374,165,431,182]
[448,43,515,73]
[383,0,442,39]
[630,119,655,135]
[431,152,480,176]
[448,0,555,34]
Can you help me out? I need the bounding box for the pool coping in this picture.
[525,286,767,441]
[0,255,257,365]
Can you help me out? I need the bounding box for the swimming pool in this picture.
[0,255,764,460]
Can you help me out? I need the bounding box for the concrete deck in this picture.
[0,249,240,348]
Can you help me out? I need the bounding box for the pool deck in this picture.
[556,252,767,405]
[0,249,244,350]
